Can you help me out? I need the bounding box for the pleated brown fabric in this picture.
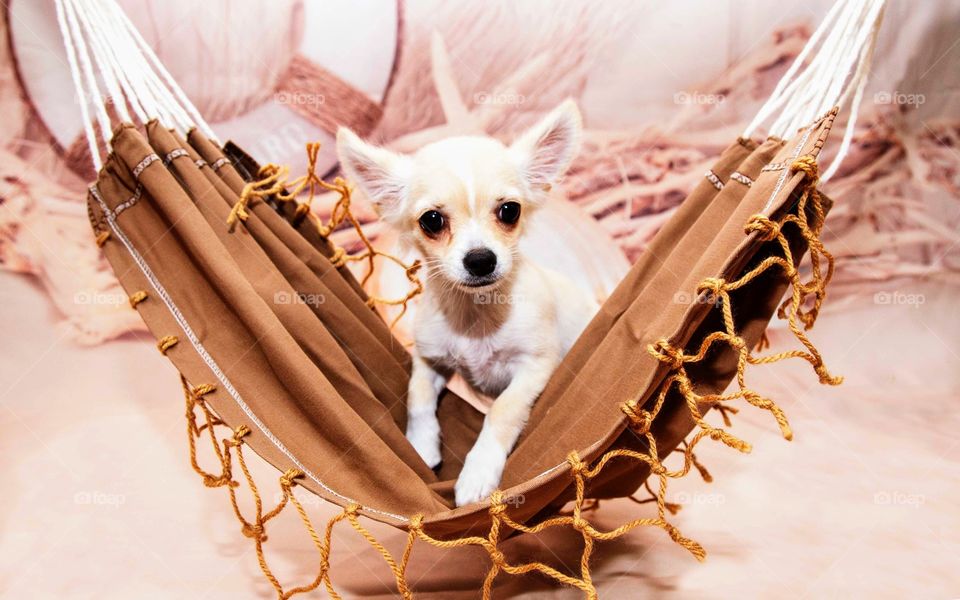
[88,110,836,537]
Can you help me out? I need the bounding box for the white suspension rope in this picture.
[59,0,112,160]
[78,0,148,124]
[54,0,101,170]
[744,0,888,144]
[109,1,218,141]
[769,0,865,137]
[743,0,851,139]
[821,3,885,182]
[70,0,131,125]
[54,0,220,171]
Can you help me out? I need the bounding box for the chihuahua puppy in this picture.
[336,100,597,506]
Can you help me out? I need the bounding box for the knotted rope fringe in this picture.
[226,142,423,327]
[172,154,840,598]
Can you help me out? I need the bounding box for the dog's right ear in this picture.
[336,127,411,222]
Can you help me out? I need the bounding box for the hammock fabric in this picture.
[87,109,841,598]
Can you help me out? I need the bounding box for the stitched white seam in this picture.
[113,186,143,217]
[89,184,408,523]
[132,153,161,179]
[163,148,189,166]
[730,171,754,187]
[704,170,724,191]
[762,125,814,214]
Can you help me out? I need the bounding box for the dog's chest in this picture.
[448,333,522,394]
[421,320,527,396]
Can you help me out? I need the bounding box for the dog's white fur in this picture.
[337,100,597,506]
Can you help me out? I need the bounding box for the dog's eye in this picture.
[418,210,445,235]
[497,201,521,225]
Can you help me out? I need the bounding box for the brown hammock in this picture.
[87,108,841,598]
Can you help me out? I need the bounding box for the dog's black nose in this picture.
[463,248,497,277]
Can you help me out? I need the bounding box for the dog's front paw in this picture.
[406,414,442,469]
[455,444,507,506]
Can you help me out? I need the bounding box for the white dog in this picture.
[336,100,597,506]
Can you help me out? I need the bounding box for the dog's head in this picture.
[336,100,582,290]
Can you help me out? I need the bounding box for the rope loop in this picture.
[488,491,507,516]
[226,424,251,447]
[128,290,148,308]
[408,514,424,532]
[192,383,216,398]
[279,468,303,489]
[620,402,653,434]
[791,155,819,181]
[696,277,727,297]
[242,522,267,541]
[156,335,178,354]
[745,214,781,241]
[566,451,588,477]
[648,339,686,370]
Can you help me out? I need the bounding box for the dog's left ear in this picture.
[509,99,582,201]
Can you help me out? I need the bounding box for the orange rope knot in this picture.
[707,427,751,453]
[279,468,303,489]
[727,335,747,351]
[226,424,251,447]
[192,383,216,398]
[408,514,425,532]
[346,503,362,517]
[664,522,706,562]
[649,339,686,370]
[95,230,111,247]
[292,202,311,226]
[487,491,507,517]
[157,335,179,354]
[791,155,819,180]
[696,277,727,298]
[129,290,148,308]
[745,214,781,241]
[815,364,844,386]
[566,451,587,477]
[227,164,287,232]
[620,402,654,434]
[242,522,267,541]
[329,246,347,268]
